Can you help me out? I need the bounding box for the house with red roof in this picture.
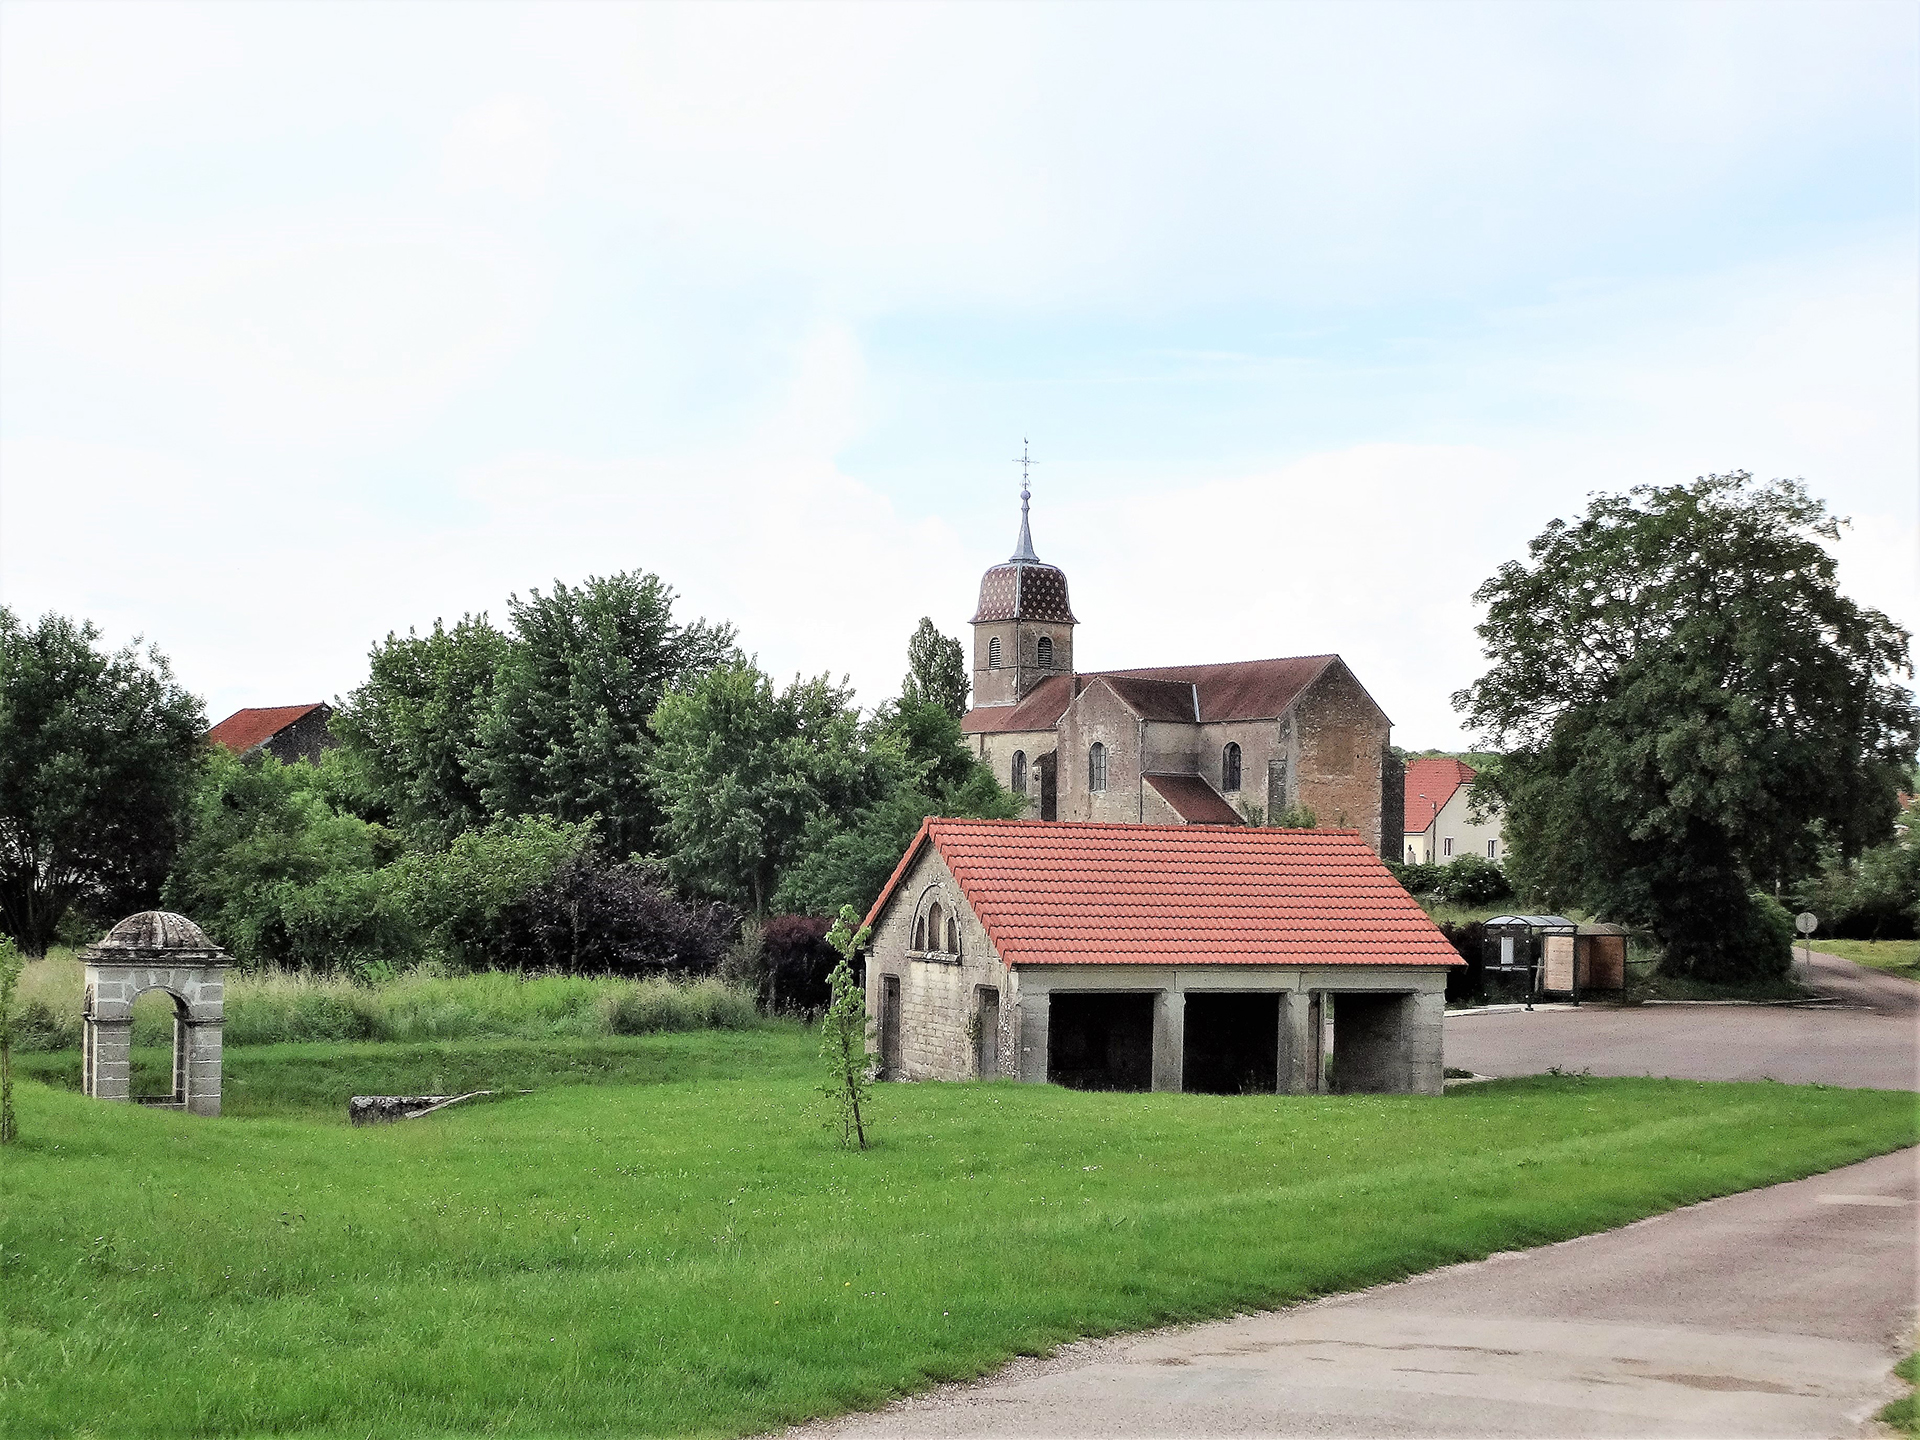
[205,703,334,764]
[1402,756,1502,865]
[960,485,1401,856]
[862,818,1460,1096]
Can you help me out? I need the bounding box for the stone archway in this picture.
[81,911,229,1116]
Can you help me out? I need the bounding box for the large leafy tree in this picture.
[649,664,878,914]
[331,614,510,844]
[0,609,207,954]
[774,698,1020,916]
[477,573,737,856]
[1456,473,1917,980]
[900,618,969,718]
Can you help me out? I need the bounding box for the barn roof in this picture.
[1404,757,1477,833]
[865,819,1461,968]
[206,703,326,754]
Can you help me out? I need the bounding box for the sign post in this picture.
[1795,911,1818,976]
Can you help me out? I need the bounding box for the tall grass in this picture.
[10,951,758,1050]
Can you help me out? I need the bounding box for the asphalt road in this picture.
[789,1148,1919,1438]
[1444,950,1918,1091]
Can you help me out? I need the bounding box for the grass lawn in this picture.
[1,1036,1913,1439]
[1809,938,1920,984]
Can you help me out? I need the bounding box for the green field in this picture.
[1811,939,1920,983]
[2,1033,1914,1438]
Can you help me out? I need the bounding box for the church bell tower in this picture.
[970,474,1076,708]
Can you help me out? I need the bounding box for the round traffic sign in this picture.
[1795,912,1818,935]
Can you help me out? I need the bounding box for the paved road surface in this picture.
[1445,950,1917,1091]
[790,1149,1918,1438]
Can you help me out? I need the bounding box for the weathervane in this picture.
[1009,439,1039,562]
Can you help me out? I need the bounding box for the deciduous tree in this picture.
[478,574,736,856]
[1455,473,1917,980]
[900,618,969,719]
[0,609,206,954]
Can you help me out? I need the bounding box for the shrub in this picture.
[1435,854,1512,907]
[603,977,757,1035]
[388,816,592,971]
[761,914,841,1014]
[491,856,736,976]
[1388,860,1444,897]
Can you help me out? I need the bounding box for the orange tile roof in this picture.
[206,704,325,754]
[866,819,1461,968]
[1404,757,1476,833]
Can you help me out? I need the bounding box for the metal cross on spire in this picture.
[1009,439,1039,562]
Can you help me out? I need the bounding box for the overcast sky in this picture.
[2,0,1914,748]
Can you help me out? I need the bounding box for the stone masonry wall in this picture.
[1293,661,1390,852]
[865,845,1016,1081]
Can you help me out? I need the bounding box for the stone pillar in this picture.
[1280,991,1320,1095]
[1152,988,1185,1092]
[183,1020,224,1116]
[86,1019,132,1101]
[1408,989,1445,1096]
[1017,989,1050,1083]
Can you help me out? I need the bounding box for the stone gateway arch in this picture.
[80,912,229,1116]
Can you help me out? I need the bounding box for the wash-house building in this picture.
[861,818,1461,1095]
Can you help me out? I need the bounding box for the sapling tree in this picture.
[820,904,874,1150]
[0,937,23,1144]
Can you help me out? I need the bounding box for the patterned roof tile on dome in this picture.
[865,819,1461,968]
[970,561,1077,624]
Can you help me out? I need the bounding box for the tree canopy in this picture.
[900,618,969,719]
[1455,473,1918,979]
[0,609,207,954]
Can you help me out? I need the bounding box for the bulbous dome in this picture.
[971,483,1076,624]
[96,911,219,952]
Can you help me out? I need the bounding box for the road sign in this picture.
[1795,912,1818,935]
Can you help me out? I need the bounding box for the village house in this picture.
[1402,756,1503,864]
[206,703,335,764]
[862,818,1461,1095]
[960,487,1401,856]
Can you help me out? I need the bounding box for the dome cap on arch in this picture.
[91,911,225,955]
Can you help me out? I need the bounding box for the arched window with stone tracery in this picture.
[1011,750,1027,795]
[1089,741,1107,792]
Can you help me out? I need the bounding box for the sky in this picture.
[2,0,1915,748]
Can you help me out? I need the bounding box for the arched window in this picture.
[927,901,945,951]
[1089,741,1107,792]
[913,916,926,951]
[987,636,1002,669]
[1010,750,1028,795]
[945,915,958,954]
[1222,742,1242,792]
[1036,635,1053,669]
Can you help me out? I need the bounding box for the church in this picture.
[960,486,1402,857]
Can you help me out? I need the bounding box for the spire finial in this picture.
[1010,438,1039,562]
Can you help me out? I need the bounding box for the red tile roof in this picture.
[1404,757,1477,834]
[1145,774,1243,825]
[206,704,325,754]
[961,655,1359,735]
[866,819,1462,968]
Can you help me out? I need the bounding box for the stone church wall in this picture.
[970,729,1056,818]
[1055,681,1146,823]
[1293,661,1389,852]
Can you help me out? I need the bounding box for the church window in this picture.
[1036,635,1053,669]
[988,636,1002,669]
[945,915,958,954]
[1011,750,1028,795]
[1222,742,1242,792]
[927,901,946,951]
[1089,742,1108,792]
[913,916,926,951]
